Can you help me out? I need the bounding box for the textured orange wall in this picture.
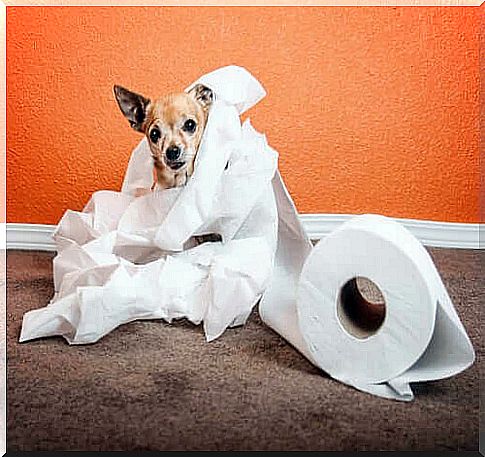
[7,6,480,224]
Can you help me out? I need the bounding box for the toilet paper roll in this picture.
[260,177,475,401]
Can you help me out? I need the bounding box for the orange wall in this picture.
[7,6,480,224]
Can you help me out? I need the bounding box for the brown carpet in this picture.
[6,248,483,451]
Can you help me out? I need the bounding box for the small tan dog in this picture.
[114,83,213,191]
[114,82,221,245]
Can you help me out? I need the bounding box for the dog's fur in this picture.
[114,83,213,190]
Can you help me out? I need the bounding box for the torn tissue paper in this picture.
[20,65,474,401]
[20,65,279,344]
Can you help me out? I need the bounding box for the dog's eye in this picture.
[182,119,197,133]
[149,127,161,143]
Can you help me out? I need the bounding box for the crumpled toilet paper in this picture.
[20,65,279,344]
[20,65,474,401]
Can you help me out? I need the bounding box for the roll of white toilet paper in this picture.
[260,180,475,401]
[298,214,438,385]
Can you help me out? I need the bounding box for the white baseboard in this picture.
[6,223,57,252]
[299,214,482,249]
[5,215,483,251]
[0,223,4,251]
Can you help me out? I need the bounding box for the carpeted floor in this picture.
[6,248,483,451]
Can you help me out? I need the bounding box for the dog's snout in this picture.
[166,145,181,161]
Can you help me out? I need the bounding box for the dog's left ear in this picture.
[188,84,214,110]
[113,85,151,132]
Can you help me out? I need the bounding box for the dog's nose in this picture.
[166,145,181,161]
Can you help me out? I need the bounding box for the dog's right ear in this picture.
[113,85,150,132]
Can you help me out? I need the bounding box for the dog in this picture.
[114,82,213,191]
[114,82,221,246]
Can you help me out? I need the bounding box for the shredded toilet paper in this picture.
[20,66,279,344]
[20,65,474,401]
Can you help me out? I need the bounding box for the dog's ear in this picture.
[188,84,214,110]
[113,85,150,132]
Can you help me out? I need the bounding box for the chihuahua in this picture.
[114,83,214,191]
[114,82,221,246]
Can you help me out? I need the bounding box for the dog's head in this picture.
[114,83,213,189]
